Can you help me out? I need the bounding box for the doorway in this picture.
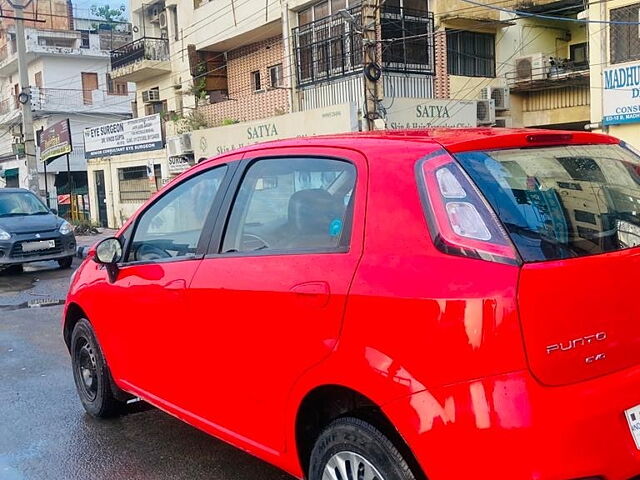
[94,170,108,228]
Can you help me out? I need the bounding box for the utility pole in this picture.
[10,0,39,193]
[362,0,382,131]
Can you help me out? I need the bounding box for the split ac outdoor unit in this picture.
[167,134,193,157]
[481,86,510,111]
[514,53,549,82]
[142,89,161,103]
[158,11,168,29]
[477,99,496,126]
[494,117,513,128]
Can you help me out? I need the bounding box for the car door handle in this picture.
[290,282,331,308]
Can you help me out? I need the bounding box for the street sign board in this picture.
[383,98,478,129]
[40,119,72,163]
[603,61,640,126]
[83,114,164,159]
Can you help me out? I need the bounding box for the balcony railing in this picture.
[507,58,590,92]
[110,37,169,71]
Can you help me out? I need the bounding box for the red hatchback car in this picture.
[64,129,640,480]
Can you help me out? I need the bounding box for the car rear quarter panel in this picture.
[282,142,527,474]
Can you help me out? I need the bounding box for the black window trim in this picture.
[118,161,239,268]
[205,154,359,259]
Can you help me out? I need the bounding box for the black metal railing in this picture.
[111,37,169,70]
[293,4,434,87]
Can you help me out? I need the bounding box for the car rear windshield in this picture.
[455,144,640,262]
[0,191,49,217]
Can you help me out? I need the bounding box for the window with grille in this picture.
[610,3,640,64]
[446,30,496,77]
[269,64,284,87]
[119,166,155,203]
[293,0,433,86]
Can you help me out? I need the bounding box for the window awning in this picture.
[1,168,18,178]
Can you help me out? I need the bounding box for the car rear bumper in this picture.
[0,232,76,265]
[384,367,640,480]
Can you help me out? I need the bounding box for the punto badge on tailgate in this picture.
[546,332,607,355]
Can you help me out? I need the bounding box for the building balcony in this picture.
[110,37,171,82]
[0,88,133,124]
[515,0,585,15]
[507,57,590,92]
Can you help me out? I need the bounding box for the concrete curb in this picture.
[76,245,91,259]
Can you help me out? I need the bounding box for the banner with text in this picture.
[383,98,478,129]
[193,103,359,160]
[603,62,640,126]
[83,114,164,159]
[41,119,72,163]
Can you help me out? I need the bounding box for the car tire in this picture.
[58,256,73,269]
[70,319,124,418]
[309,417,418,480]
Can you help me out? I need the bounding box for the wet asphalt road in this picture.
[0,260,295,480]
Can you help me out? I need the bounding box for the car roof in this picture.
[0,188,30,194]
[205,128,618,163]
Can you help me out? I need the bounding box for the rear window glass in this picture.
[456,144,640,262]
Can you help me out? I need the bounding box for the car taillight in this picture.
[418,152,520,265]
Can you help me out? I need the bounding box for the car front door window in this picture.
[129,166,227,263]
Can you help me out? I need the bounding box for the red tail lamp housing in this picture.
[418,152,520,265]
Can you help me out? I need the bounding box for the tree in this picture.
[90,4,126,24]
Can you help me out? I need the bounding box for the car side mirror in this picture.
[94,237,123,283]
[50,208,58,215]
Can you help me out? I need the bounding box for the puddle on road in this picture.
[0,275,37,295]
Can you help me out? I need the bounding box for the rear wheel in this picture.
[70,319,124,418]
[58,256,73,269]
[309,417,417,480]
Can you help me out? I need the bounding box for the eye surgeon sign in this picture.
[83,114,164,159]
[603,61,640,126]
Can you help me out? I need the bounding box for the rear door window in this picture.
[456,144,640,261]
[221,157,356,254]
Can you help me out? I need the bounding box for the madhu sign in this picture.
[384,98,478,129]
[83,114,164,159]
[193,103,359,159]
[603,62,640,126]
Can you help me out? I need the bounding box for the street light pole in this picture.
[11,0,39,193]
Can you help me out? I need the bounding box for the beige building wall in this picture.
[589,0,640,147]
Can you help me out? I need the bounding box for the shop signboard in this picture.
[383,98,478,129]
[41,119,72,163]
[193,103,359,160]
[84,114,164,159]
[603,61,640,126]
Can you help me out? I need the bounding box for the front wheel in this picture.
[70,319,125,418]
[58,256,73,269]
[309,417,418,480]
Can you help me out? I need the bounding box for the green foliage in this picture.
[170,110,209,134]
[90,4,126,23]
[220,118,240,126]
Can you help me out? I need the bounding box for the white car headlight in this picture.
[0,227,10,241]
[59,221,73,235]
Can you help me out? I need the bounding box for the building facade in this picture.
[589,0,640,149]
[432,0,591,130]
[0,5,133,218]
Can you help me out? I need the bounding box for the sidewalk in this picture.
[75,229,118,258]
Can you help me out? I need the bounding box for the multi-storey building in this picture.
[0,1,133,218]
[433,0,590,130]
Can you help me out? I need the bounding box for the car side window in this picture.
[127,166,227,263]
[222,157,356,254]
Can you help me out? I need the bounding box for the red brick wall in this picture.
[198,35,290,127]
[434,29,450,99]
